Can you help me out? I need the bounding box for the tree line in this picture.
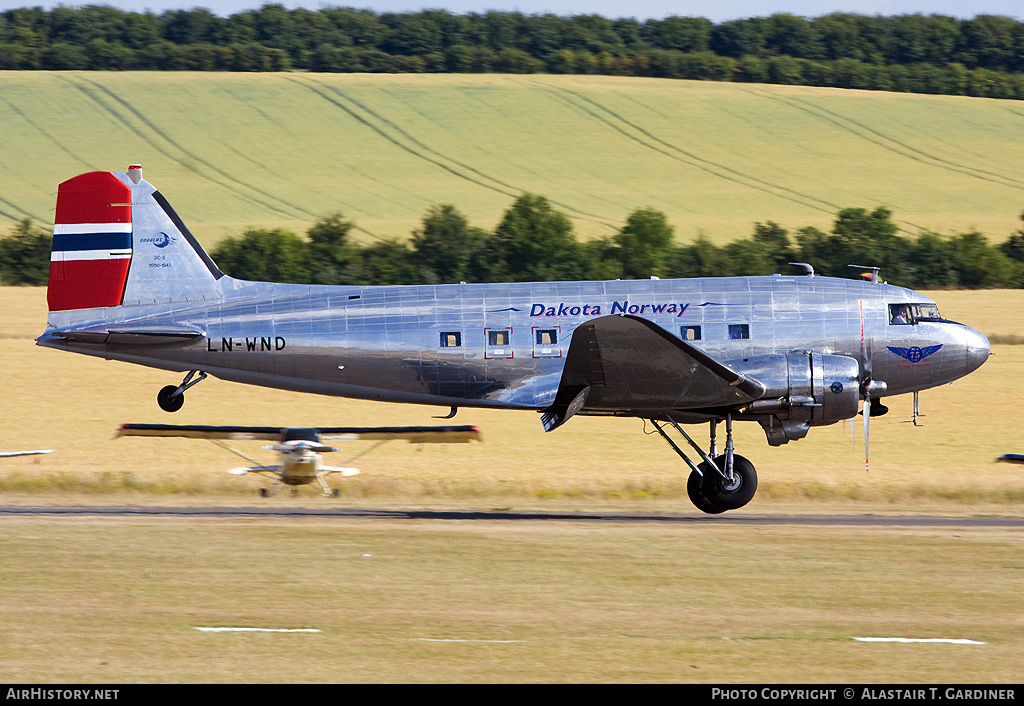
[2,6,1024,99]
[4,195,1024,289]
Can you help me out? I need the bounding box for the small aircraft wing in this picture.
[315,426,481,443]
[0,450,55,457]
[117,423,481,443]
[118,424,284,441]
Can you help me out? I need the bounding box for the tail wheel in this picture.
[157,385,184,413]
[687,468,725,514]
[701,454,757,511]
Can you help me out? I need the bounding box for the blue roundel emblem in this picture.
[830,382,844,394]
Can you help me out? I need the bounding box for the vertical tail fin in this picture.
[47,166,222,314]
[49,171,133,311]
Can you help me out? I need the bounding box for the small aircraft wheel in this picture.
[687,467,726,514]
[701,455,758,511]
[157,385,184,413]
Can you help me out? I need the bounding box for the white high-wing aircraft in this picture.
[117,423,481,496]
[39,166,991,513]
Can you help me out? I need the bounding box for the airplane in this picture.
[116,423,481,496]
[0,450,55,458]
[37,166,992,513]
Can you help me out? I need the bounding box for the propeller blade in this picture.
[863,397,870,473]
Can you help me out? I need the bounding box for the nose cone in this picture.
[964,326,991,375]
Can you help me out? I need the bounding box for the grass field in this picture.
[1,517,1021,683]
[2,72,1024,246]
[2,285,1023,682]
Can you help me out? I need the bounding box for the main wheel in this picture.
[687,468,725,514]
[157,385,184,413]
[701,454,757,511]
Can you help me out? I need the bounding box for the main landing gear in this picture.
[651,414,758,514]
[157,370,207,412]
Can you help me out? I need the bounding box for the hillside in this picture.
[1,71,1023,246]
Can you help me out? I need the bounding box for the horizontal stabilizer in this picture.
[321,467,361,477]
[228,466,280,475]
[50,326,205,346]
[264,443,340,453]
[118,423,482,443]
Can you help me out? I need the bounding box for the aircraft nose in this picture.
[963,326,991,374]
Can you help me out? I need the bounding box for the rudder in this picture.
[48,171,133,312]
[47,166,223,314]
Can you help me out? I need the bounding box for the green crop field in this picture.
[1,72,1024,247]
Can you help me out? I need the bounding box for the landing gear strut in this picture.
[157,370,207,412]
[652,413,758,514]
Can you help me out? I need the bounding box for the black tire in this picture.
[687,467,726,514]
[157,385,184,413]
[701,454,758,511]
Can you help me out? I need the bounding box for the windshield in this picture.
[889,303,943,325]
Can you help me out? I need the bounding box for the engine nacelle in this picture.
[742,351,861,446]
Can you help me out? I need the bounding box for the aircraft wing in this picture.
[315,426,481,443]
[545,315,766,429]
[0,450,55,457]
[118,424,285,441]
[117,423,481,443]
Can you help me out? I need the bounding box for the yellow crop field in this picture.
[1,72,1023,247]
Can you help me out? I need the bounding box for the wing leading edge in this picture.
[542,315,766,430]
[117,423,482,443]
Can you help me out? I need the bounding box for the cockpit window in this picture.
[889,303,943,325]
[912,303,942,321]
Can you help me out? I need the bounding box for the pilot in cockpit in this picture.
[890,305,911,324]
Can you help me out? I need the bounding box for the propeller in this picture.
[857,298,887,472]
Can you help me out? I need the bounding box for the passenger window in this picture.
[440,332,462,347]
[728,324,749,340]
[536,329,557,345]
[681,325,701,341]
[486,328,513,359]
[889,304,913,325]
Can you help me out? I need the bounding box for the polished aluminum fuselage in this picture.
[40,274,989,413]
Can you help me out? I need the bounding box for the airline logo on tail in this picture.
[48,171,133,312]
